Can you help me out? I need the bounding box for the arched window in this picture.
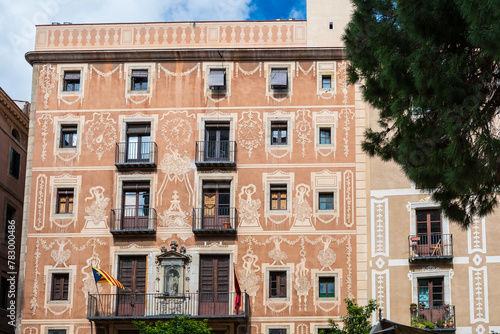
[11,128,20,141]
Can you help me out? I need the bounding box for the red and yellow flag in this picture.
[92,266,124,289]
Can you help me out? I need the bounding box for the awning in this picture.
[131,70,149,78]
[271,68,288,87]
[371,319,440,334]
[208,69,226,87]
[64,72,80,80]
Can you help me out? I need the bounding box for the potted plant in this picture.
[410,303,418,312]
[436,319,445,328]
[424,321,436,329]
[419,302,426,310]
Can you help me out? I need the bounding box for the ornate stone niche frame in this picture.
[263,170,295,225]
[263,110,295,160]
[264,62,295,103]
[41,325,73,334]
[43,265,77,316]
[407,199,450,236]
[155,241,191,295]
[262,263,294,314]
[202,62,234,103]
[313,110,339,158]
[124,63,155,105]
[316,61,337,95]
[312,269,342,312]
[56,64,88,107]
[49,174,82,229]
[311,171,341,225]
[53,114,85,162]
[118,113,158,143]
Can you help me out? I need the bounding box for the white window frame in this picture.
[315,273,339,301]
[264,266,292,302]
[49,174,81,220]
[57,64,87,97]
[317,62,336,95]
[264,62,295,98]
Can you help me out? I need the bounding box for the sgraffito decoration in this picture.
[237,110,264,158]
[338,61,351,105]
[295,109,312,157]
[84,112,117,160]
[238,247,261,311]
[291,184,313,231]
[340,108,355,157]
[39,64,56,110]
[236,62,262,77]
[238,184,262,228]
[83,186,110,231]
[35,174,48,231]
[89,64,122,80]
[37,114,53,162]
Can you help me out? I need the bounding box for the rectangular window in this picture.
[269,330,287,334]
[319,193,334,210]
[0,276,8,309]
[9,148,20,179]
[416,209,442,235]
[319,276,335,298]
[131,70,149,91]
[48,330,67,334]
[56,189,74,214]
[271,122,288,145]
[122,182,150,230]
[126,123,151,162]
[51,273,69,301]
[4,205,15,243]
[322,75,332,89]
[208,69,226,91]
[60,124,78,148]
[319,128,332,144]
[269,271,287,298]
[270,185,287,210]
[418,277,444,308]
[63,71,80,92]
[270,68,288,89]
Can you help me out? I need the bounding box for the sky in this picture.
[0,0,306,102]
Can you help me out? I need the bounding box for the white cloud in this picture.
[0,0,252,101]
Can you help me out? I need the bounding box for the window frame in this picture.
[318,276,335,298]
[9,147,20,179]
[130,69,149,91]
[270,68,289,91]
[269,270,287,299]
[62,71,81,92]
[50,273,69,301]
[314,271,340,303]
[207,68,227,92]
[60,124,78,148]
[318,192,334,211]
[56,188,74,215]
[270,184,287,211]
[317,62,336,94]
[319,127,332,145]
[321,75,332,90]
[270,121,288,146]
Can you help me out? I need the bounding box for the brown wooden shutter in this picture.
[119,256,146,293]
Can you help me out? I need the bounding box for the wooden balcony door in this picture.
[205,124,229,161]
[418,277,444,322]
[202,181,230,229]
[416,209,442,256]
[199,255,229,316]
[117,256,147,316]
[126,123,151,163]
[122,182,150,230]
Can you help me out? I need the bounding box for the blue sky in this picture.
[0,0,306,102]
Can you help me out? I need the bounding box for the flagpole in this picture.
[92,266,104,316]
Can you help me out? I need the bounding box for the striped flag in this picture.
[92,266,125,289]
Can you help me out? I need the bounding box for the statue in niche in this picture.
[166,269,180,294]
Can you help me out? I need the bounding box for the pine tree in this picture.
[343,0,500,227]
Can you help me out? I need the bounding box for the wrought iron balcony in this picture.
[115,142,158,168]
[110,207,156,235]
[411,304,455,330]
[408,234,453,262]
[195,141,236,167]
[87,292,248,320]
[192,207,237,234]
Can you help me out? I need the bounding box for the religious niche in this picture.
[155,241,191,295]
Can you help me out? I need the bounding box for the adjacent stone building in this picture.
[19,1,371,334]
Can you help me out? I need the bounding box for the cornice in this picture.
[0,88,29,132]
[25,47,345,65]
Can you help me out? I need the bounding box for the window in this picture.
[322,75,332,89]
[60,124,78,148]
[51,273,69,301]
[202,181,231,229]
[269,330,287,334]
[48,331,67,334]
[126,123,151,162]
[204,123,230,161]
[63,71,80,92]
[11,129,20,141]
[416,209,442,235]
[56,189,74,214]
[270,68,288,89]
[208,69,226,91]
[122,182,150,230]
[271,122,287,145]
[131,70,148,91]
[200,255,230,307]
[319,276,335,298]
[319,127,331,144]
[418,277,444,308]
[319,193,334,210]
[269,271,287,298]
[4,205,15,243]
[9,148,20,179]
[0,276,8,309]
[270,185,287,210]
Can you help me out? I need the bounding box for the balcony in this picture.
[87,292,249,320]
[411,305,456,331]
[115,142,158,169]
[110,207,157,235]
[408,234,453,262]
[192,207,237,235]
[195,141,236,167]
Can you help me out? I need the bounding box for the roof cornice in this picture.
[0,88,29,132]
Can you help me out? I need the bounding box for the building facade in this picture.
[367,108,500,333]
[0,87,29,334]
[19,1,372,334]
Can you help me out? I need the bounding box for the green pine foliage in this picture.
[133,316,212,334]
[321,298,377,334]
[344,0,500,227]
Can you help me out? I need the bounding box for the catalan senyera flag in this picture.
[92,266,125,289]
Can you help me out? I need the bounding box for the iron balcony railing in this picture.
[110,207,157,234]
[87,292,249,320]
[115,142,158,167]
[195,141,236,166]
[411,304,455,330]
[408,234,453,261]
[192,207,237,234]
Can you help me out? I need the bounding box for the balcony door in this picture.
[122,182,150,230]
[199,255,229,316]
[416,209,442,256]
[202,181,230,229]
[418,277,444,322]
[205,124,229,161]
[117,256,147,316]
[126,123,151,163]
